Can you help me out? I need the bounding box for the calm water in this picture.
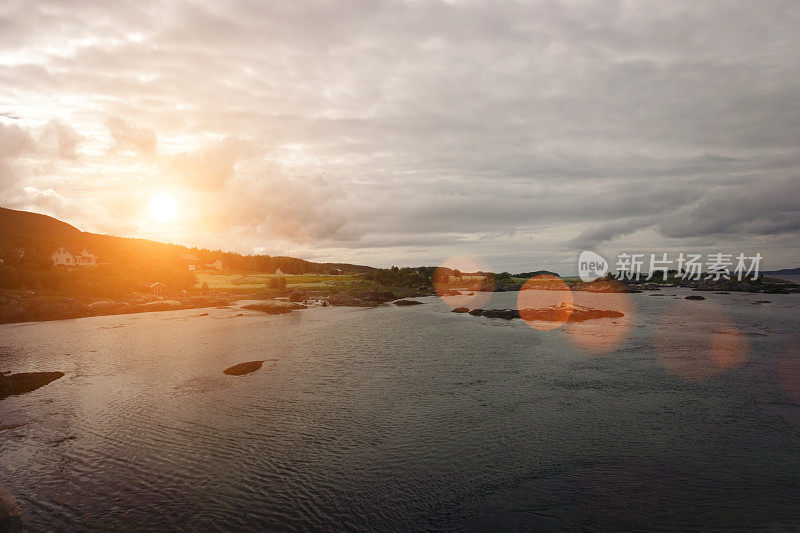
[1,289,799,531]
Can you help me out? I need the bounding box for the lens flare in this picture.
[654,299,749,382]
[434,256,493,309]
[564,289,635,355]
[517,275,574,331]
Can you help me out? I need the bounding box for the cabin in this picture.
[51,246,97,267]
[178,253,201,271]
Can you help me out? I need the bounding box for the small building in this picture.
[139,281,166,297]
[330,268,343,275]
[178,253,201,271]
[51,246,97,267]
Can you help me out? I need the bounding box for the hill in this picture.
[762,267,800,275]
[0,206,375,296]
[0,206,374,275]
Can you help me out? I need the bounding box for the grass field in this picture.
[195,271,370,292]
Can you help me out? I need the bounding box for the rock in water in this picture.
[685,295,706,300]
[394,300,423,306]
[241,302,294,314]
[0,371,64,400]
[223,361,264,376]
[451,307,469,313]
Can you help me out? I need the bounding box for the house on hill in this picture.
[51,246,97,267]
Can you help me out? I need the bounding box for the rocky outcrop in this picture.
[0,290,233,324]
[241,301,299,314]
[571,279,634,293]
[458,305,623,323]
[451,307,469,313]
[0,371,64,400]
[223,361,264,376]
[326,291,398,307]
[288,290,309,302]
[393,299,423,306]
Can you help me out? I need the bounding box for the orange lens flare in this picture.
[434,256,493,309]
[564,289,635,355]
[517,275,574,331]
[654,299,749,382]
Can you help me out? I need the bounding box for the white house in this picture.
[51,247,97,267]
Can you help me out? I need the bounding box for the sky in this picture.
[1,0,799,273]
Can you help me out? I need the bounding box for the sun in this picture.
[149,193,178,223]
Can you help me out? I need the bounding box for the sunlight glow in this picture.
[149,193,178,223]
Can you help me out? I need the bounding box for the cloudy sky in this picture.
[1,0,799,272]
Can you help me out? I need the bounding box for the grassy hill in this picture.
[0,206,375,296]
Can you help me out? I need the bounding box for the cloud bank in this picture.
[1,0,799,271]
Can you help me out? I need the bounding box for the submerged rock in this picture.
[0,371,64,400]
[685,295,706,301]
[394,300,423,306]
[223,361,264,376]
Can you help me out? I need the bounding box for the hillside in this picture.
[0,206,374,275]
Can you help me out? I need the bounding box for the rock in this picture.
[499,309,520,320]
[482,309,504,318]
[394,300,423,306]
[642,283,662,291]
[0,371,64,400]
[685,295,706,300]
[518,304,624,322]
[468,309,485,316]
[327,291,397,307]
[142,300,182,311]
[223,361,264,376]
[241,301,294,314]
[0,484,22,529]
[87,300,116,311]
[714,292,730,295]
[452,307,469,313]
[198,313,209,316]
[571,279,633,293]
[289,290,308,302]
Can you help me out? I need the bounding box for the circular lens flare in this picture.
[654,299,749,382]
[564,289,635,355]
[149,193,178,223]
[517,275,574,331]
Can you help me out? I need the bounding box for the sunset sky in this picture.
[1,0,799,272]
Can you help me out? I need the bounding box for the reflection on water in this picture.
[1,290,799,530]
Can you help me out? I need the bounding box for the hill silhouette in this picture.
[0,206,374,296]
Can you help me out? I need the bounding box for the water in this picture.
[1,289,799,531]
